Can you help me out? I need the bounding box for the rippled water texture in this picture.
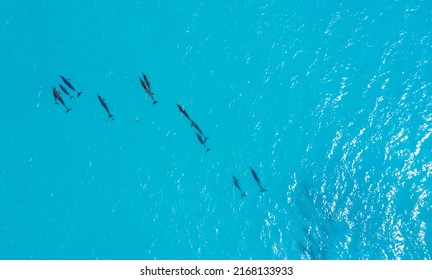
[0,1,431,259]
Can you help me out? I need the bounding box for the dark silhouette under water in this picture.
[97,94,114,120]
[232,175,247,197]
[139,73,158,104]
[52,86,71,113]
[59,75,82,97]
[250,167,267,192]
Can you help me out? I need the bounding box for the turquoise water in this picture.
[1,0,431,260]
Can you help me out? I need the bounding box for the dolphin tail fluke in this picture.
[108,114,114,120]
[70,95,74,99]
[153,100,158,105]
[206,148,211,152]
[77,92,83,98]
[66,108,72,113]
[260,187,267,192]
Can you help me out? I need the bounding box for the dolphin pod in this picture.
[52,86,71,113]
[139,73,158,104]
[50,72,268,196]
[60,75,82,97]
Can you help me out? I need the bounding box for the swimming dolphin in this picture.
[191,121,209,143]
[59,75,82,97]
[143,74,151,89]
[53,91,58,105]
[59,84,73,99]
[97,94,114,120]
[196,133,210,152]
[176,104,210,141]
[250,167,267,192]
[139,73,158,104]
[176,104,191,121]
[139,76,150,93]
[52,86,71,113]
[232,175,247,197]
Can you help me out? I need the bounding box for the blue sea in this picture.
[1,0,431,260]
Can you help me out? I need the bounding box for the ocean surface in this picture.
[1,0,431,260]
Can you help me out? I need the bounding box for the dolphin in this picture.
[52,86,71,113]
[97,94,114,120]
[59,84,73,99]
[250,167,267,192]
[196,133,210,152]
[191,121,209,143]
[59,75,82,97]
[232,175,247,197]
[139,73,158,104]
[176,104,191,121]
[53,91,58,105]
